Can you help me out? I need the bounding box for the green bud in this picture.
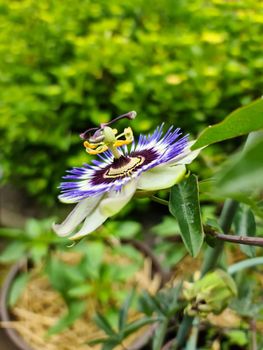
[183,269,237,318]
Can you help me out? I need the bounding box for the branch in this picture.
[205,228,263,247]
[166,229,263,247]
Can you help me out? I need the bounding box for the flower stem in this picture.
[151,196,169,206]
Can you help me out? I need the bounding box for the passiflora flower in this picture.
[53,111,202,240]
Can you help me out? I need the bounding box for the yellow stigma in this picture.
[84,126,134,158]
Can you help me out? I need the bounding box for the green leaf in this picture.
[228,257,263,275]
[46,257,85,298]
[87,338,109,346]
[47,300,86,336]
[25,218,43,238]
[118,289,135,332]
[138,291,156,316]
[30,243,48,264]
[0,228,24,239]
[0,241,27,263]
[169,175,204,257]
[111,221,141,238]
[192,99,263,150]
[152,216,180,237]
[8,272,29,307]
[153,318,169,350]
[94,313,116,336]
[102,340,121,350]
[234,205,256,257]
[123,317,158,338]
[68,284,93,298]
[216,137,263,194]
[226,330,248,346]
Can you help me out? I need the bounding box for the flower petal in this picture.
[167,140,203,165]
[69,206,107,241]
[69,180,137,240]
[137,164,186,191]
[100,180,137,217]
[52,195,103,237]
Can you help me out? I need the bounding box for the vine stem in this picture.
[167,230,263,247]
[206,232,263,247]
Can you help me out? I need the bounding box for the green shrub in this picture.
[0,0,262,205]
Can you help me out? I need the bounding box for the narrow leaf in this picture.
[102,340,120,350]
[169,175,204,257]
[68,284,93,298]
[0,241,27,263]
[0,228,24,239]
[47,300,86,335]
[228,257,263,275]
[192,99,263,150]
[118,289,135,332]
[123,317,159,338]
[153,319,169,350]
[94,313,116,336]
[8,273,29,307]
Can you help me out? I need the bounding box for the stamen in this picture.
[80,111,136,140]
[84,126,134,158]
[113,127,134,147]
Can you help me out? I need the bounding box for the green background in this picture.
[1,0,262,205]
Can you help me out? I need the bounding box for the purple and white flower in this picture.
[53,112,201,240]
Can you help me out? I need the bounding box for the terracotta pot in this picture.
[0,260,34,350]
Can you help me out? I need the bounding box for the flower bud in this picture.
[183,269,237,318]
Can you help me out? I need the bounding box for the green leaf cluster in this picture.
[1,0,263,204]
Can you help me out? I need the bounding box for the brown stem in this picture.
[165,230,263,247]
[206,231,263,247]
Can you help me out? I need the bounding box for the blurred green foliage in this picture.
[1,0,263,204]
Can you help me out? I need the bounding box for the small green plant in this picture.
[45,241,145,334]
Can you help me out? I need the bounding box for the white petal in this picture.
[69,181,137,240]
[52,195,103,237]
[100,180,137,217]
[168,140,203,166]
[69,206,107,241]
[137,165,186,191]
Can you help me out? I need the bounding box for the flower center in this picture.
[90,149,158,187]
[104,156,144,179]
